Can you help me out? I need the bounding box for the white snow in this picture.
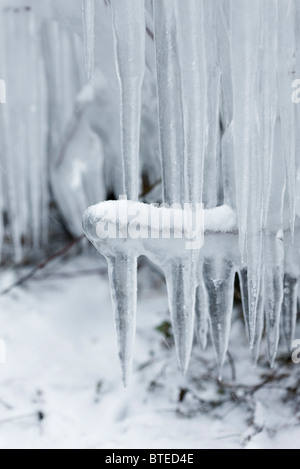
[85,201,237,234]
[0,254,299,449]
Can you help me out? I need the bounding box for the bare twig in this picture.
[0,235,84,297]
[0,411,44,426]
[0,398,13,410]
[35,268,107,281]
[139,178,162,199]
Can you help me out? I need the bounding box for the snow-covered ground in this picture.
[0,253,299,449]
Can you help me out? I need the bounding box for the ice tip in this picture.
[120,360,132,388]
[122,373,129,388]
[268,355,276,370]
[177,356,190,376]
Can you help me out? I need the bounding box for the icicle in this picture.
[278,0,297,236]
[153,0,184,204]
[82,0,95,81]
[164,255,197,373]
[203,256,235,374]
[195,274,209,351]
[107,253,138,387]
[252,277,265,365]
[153,0,199,372]
[175,0,206,205]
[282,242,300,349]
[294,1,300,212]
[0,8,48,263]
[231,0,262,344]
[239,268,264,362]
[264,233,284,367]
[264,117,286,367]
[218,0,233,131]
[260,1,278,228]
[203,0,221,208]
[83,202,138,386]
[281,274,298,350]
[222,122,235,209]
[27,10,48,250]
[111,0,145,201]
[231,0,260,257]
[100,0,146,384]
[173,0,207,359]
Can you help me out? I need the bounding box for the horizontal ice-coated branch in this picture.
[84,201,237,236]
[83,201,241,380]
[83,201,238,381]
[84,200,300,381]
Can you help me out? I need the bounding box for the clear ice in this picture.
[82,0,95,81]
[0,0,299,385]
[80,0,300,383]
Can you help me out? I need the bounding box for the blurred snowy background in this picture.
[0,0,300,449]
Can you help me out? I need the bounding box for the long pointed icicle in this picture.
[239,268,264,362]
[111,0,145,201]
[231,0,260,259]
[107,253,138,387]
[175,0,206,205]
[195,275,209,351]
[218,0,233,131]
[281,274,298,350]
[222,122,236,209]
[252,276,265,365]
[203,0,221,208]
[27,10,48,251]
[108,0,145,385]
[203,256,235,374]
[231,0,262,344]
[264,117,286,367]
[82,0,95,81]
[164,256,197,374]
[278,0,297,236]
[264,233,284,367]
[153,0,184,204]
[260,1,278,228]
[153,0,197,372]
[174,0,207,356]
[82,202,139,386]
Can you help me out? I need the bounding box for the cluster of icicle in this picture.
[0,4,107,263]
[82,0,300,386]
[0,7,48,264]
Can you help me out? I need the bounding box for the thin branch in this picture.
[0,411,44,426]
[139,178,162,199]
[35,268,107,281]
[0,235,84,297]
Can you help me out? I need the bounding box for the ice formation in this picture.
[82,0,300,383]
[0,6,48,263]
[0,0,300,384]
[82,0,95,81]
